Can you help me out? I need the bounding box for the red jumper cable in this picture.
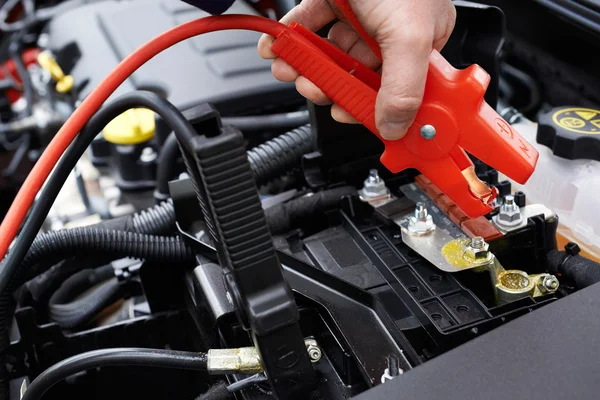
[0,7,538,261]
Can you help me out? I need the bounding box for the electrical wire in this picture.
[0,90,199,400]
[0,15,287,264]
[227,373,268,393]
[20,348,208,400]
[0,91,197,298]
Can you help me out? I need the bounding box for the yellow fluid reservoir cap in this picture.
[103,108,156,145]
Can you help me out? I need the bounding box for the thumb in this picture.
[375,24,433,140]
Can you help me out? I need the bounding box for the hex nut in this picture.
[362,180,389,197]
[541,275,559,293]
[463,241,491,261]
[359,170,390,200]
[407,214,435,235]
[498,208,523,224]
[496,195,523,226]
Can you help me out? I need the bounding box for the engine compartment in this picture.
[0,0,599,399]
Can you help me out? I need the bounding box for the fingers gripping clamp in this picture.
[270,5,538,218]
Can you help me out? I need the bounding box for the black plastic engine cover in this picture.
[46,0,300,115]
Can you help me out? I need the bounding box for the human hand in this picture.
[258,0,456,140]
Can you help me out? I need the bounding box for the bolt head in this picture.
[407,214,436,235]
[464,241,490,260]
[542,275,559,292]
[360,171,389,199]
[497,201,523,226]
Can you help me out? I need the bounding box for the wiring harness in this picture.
[0,13,341,400]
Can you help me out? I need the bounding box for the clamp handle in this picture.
[175,106,316,399]
[271,4,538,218]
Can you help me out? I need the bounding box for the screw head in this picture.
[420,125,436,140]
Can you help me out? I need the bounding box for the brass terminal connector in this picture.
[207,347,263,375]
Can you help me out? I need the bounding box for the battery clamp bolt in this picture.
[463,236,492,262]
[359,169,390,201]
[407,202,436,235]
[496,195,523,227]
[541,275,560,293]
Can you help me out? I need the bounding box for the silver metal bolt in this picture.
[496,194,523,227]
[305,339,322,363]
[368,169,381,183]
[471,236,485,249]
[505,195,515,207]
[415,202,427,219]
[463,237,491,261]
[542,275,559,292]
[359,169,390,201]
[408,203,435,235]
[139,147,157,163]
[420,125,436,140]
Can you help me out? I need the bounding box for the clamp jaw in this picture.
[175,106,316,399]
[270,0,538,218]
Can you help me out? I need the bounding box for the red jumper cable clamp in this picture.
[270,0,539,218]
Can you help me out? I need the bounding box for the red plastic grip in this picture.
[271,19,539,218]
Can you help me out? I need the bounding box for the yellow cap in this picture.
[103,108,156,145]
[37,51,74,94]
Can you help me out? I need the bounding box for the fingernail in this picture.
[379,121,409,140]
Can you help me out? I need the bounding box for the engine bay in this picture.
[0,0,600,399]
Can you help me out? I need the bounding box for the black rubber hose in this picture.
[48,278,122,329]
[155,124,313,199]
[21,229,193,277]
[49,265,114,305]
[247,124,312,186]
[18,259,91,306]
[18,200,175,307]
[547,249,600,289]
[265,186,355,234]
[21,348,208,400]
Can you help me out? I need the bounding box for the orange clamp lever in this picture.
[270,0,538,218]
